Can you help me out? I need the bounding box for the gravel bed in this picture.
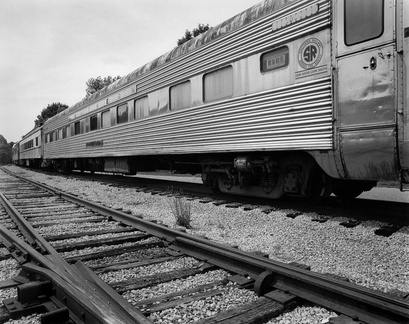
[0,259,19,304]
[1,166,408,323]
[2,314,41,324]
[267,304,337,324]
[0,259,19,281]
[49,230,144,247]
[59,237,161,259]
[123,269,229,304]
[83,247,172,268]
[148,285,258,323]
[99,257,199,284]
[0,288,17,304]
[35,221,124,236]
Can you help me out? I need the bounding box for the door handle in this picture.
[363,57,377,70]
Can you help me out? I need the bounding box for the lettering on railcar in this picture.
[86,140,104,148]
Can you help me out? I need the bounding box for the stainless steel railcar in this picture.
[41,0,409,199]
[13,126,43,167]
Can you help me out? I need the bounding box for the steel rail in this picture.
[0,180,152,323]
[3,168,409,324]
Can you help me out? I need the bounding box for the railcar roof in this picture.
[48,0,296,123]
[21,125,43,140]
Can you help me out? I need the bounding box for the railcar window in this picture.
[58,129,63,140]
[345,0,383,46]
[170,81,191,110]
[261,47,289,72]
[35,137,39,146]
[117,104,128,124]
[64,126,69,138]
[134,96,149,119]
[203,66,233,102]
[90,115,98,131]
[74,122,81,135]
[101,110,110,128]
[23,140,33,150]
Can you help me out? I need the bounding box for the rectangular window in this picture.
[74,121,81,135]
[64,126,69,138]
[345,0,383,46]
[170,81,191,110]
[117,103,128,124]
[58,129,63,140]
[134,96,149,119]
[35,137,39,146]
[261,47,289,72]
[90,115,98,131]
[203,66,233,103]
[101,110,110,128]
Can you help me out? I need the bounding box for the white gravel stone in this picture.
[0,259,19,281]
[99,257,198,284]
[83,247,170,268]
[2,166,408,323]
[49,230,144,247]
[123,269,229,304]
[148,284,258,323]
[267,304,337,324]
[2,313,41,324]
[0,288,17,304]
[60,237,160,258]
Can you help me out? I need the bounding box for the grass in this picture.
[167,187,192,228]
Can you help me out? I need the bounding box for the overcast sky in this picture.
[0,0,261,143]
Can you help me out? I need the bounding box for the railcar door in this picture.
[335,0,399,181]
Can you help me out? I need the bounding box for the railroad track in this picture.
[40,168,409,229]
[0,167,408,324]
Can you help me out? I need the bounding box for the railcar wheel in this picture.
[305,166,332,201]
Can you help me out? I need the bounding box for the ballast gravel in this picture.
[83,247,171,268]
[99,257,199,284]
[123,269,229,303]
[0,259,19,304]
[1,166,408,323]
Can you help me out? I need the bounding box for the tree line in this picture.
[0,135,13,164]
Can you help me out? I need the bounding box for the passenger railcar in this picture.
[15,127,43,167]
[12,142,20,165]
[39,0,408,199]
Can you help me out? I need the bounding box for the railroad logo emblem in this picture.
[298,38,323,69]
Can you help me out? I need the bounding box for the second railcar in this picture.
[41,0,409,199]
[18,126,43,167]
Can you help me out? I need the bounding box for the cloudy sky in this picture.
[0,0,261,143]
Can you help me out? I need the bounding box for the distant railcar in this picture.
[12,142,20,165]
[16,126,43,167]
[38,0,408,199]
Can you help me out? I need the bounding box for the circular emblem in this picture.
[298,38,323,69]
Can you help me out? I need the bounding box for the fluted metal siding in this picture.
[45,77,332,158]
[43,0,333,159]
[45,0,331,124]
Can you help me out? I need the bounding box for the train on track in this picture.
[13,0,409,200]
